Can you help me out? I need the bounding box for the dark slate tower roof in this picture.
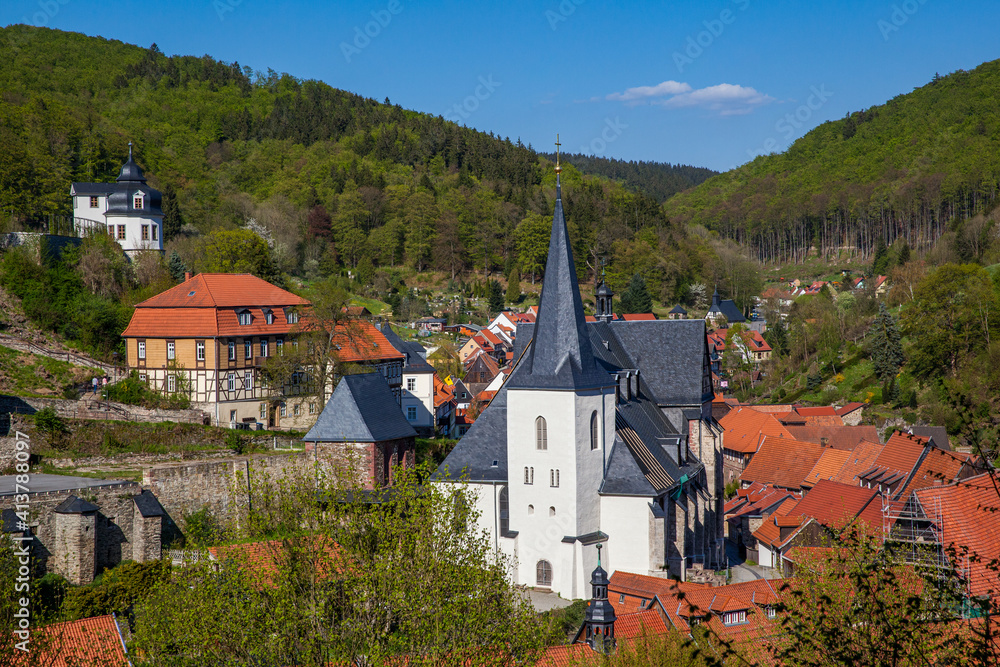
[506,175,612,392]
[54,496,99,514]
[117,142,147,183]
[304,372,416,442]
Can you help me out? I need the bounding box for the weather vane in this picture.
[554,134,562,174]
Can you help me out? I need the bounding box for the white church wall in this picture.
[600,494,657,576]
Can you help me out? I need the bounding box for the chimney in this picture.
[184,272,191,282]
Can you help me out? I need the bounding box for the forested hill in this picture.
[664,61,1000,264]
[539,153,717,203]
[0,25,729,302]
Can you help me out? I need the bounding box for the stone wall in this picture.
[142,451,311,522]
[0,395,210,425]
[0,481,148,582]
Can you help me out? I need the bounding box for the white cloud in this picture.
[605,80,774,115]
[606,80,691,102]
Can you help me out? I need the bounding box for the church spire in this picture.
[507,137,611,391]
[584,543,616,654]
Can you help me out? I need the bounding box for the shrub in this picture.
[225,429,249,455]
[62,560,169,620]
[183,506,221,547]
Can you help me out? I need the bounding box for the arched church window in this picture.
[549,506,556,517]
[535,416,547,450]
[528,504,534,515]
[536,560,553,587]
[590,411,599,450]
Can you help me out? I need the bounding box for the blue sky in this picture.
[3,0,999,171]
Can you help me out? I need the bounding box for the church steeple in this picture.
[507,138,611,391]
[584,544,616,653]
[595,269,614,323]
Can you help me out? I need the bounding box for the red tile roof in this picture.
[784,425,881,451]
[740,436,826,490]
[830,440,884,484]
[915,473,1000,598]
[793,406,839,417]
[621,313,657,321]
[136,273,308,309]
[537,644,596,666]
[614,609,670,638]
[793,479,882,529]
[898,445,970,497]
[836,401,866,416]
[17,615,128,667]
[801,448,853,488]
[719,407,793,454]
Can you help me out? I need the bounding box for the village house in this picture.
[121,273,404,429]
[71,143,164,257]
[377,323,438,436]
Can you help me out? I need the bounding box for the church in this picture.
[434,158,726,600]
[71,143,164,256]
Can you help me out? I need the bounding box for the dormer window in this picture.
[238,310,252,326]
[723,610,747,626]
[133,194,143,209]
[285,309,299,325]
[263,309,275,325]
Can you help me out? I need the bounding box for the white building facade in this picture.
[71,143,164,257]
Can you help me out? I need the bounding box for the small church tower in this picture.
[595,278,614,323]
[584,544,616,653]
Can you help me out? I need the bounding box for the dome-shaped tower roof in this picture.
[116,142,147,183]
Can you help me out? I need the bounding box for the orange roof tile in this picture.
[793,406,839,417]
[17,615,128,667]
[897,445,970,497]
[836,401,866,416]
[614,609,670,638]
[136,273,308,309]
[745,404,796,414]
[621,313,657,321]
[830,440,884,484]
[537,644,596,666]
[802,448,853,488]
[784,425,881,451]
[719,407,793,454]
[793,480,881,529]
[740,436,826,490]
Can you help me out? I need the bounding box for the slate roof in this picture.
[377,324,436,373]
[707,289,746,323]
[910,426,950,450]
[54,496,99,514]
[606,319,712,407]
[1,508,23,533]
[669,304,688,315]
[506,177,613,392]
[304,373,415,443]
[432,381,510,483]
[133,489,165,518]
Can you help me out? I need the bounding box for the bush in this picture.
[182,506,221,547]
[33,406,69,449]
[225,429,249,455]
[62,560,169,620]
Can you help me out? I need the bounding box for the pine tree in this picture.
[872,235,889,276]
[505,266,520,304]
[487,279,504,316]
[619,274,653,314]
[168,251,187,282]
[161,186,183,241]
[869,303,905,403]
[897,240,911,266]
[763,317,789,356]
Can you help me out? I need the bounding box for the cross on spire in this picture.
[554,134,562,174]
[128,141,133,159]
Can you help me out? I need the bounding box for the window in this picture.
[139,373,147,383]
[108,225,114,236]
[166,341,175,360]
[293,403,300,416]
[723,611,747,626]
[499,486,509,535]
[292,340,298,350]
[229,410,237,423]
[619,594,625,604]
[308,402,316,415]
[167,375,176,393]
[549,506,556,517]
[89,196,98,208]
[407,377,417,391]
[137,340,146,360]
[246,372,254,391]
[550,469,560,487]
[286,310,299,324]
[227,373,235,391]
[406,406,417,421]
[639,599,647,609]
[228,341,236,361]
[535,416,547,450]
[196,341,205,361]
[260,339,268,358]
[151,224,158,241]
[524,466,534,485]
[591,411,599,450]
[117,225,126,240]
[265,311,274,325]
[141,225,149,241]
[276,338,284,356]
[244,340,252,359]
[766,607,776,619]
[133,195,143,209]
[279,403,287,417]
[260,402,267,420]
[536,560,553,588]
[528,504,534,515]
[238,311,252,326]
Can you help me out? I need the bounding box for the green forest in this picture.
[665,61,1000,264]
[0,25,723,306]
